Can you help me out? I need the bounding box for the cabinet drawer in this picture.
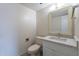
[43,40,77,56]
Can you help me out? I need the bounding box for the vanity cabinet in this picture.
[77,41,79,56]
[43,40,77,56]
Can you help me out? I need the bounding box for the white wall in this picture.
[74,7,79,56]
[0,4,19,56]
[36,4,56,36]
[0,3,36,56]
[74,7,79,39]
[17,4,36,55]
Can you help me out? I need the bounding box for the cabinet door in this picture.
[43,46,64,56]
[43,40,77,56]
[43,46,56,56]
[77,41,79,56]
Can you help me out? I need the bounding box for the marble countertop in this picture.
[36,36,77,48]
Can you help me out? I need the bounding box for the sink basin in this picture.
[47,36,67,42]
[47,36,58,39]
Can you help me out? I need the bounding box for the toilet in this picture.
[27,44,41,56]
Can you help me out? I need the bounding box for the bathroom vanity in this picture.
[36,36,77,56]
[43,41,77,56]
[43,37,77,56]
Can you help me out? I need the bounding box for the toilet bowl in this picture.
[27,44,41,56]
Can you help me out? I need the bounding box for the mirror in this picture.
[48,6,74,37]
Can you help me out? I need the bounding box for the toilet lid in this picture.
[28,44,40,51]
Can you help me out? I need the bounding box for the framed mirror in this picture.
[48,6,74,37]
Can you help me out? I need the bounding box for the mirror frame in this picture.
[48,6,74,37]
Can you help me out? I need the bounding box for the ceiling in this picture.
[20,3,78,11]
[20,3,53,11]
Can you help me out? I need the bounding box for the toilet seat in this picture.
[28,44,40,52]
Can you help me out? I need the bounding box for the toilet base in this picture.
[28,49,41,56]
